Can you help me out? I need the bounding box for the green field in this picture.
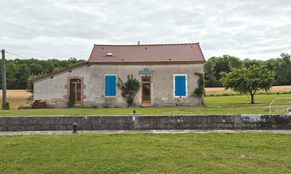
[0,133,290,174]
[1,93,291,116]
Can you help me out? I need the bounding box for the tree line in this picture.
[205,53,291,87]
[0,58,84,89]
[0,53,290,89]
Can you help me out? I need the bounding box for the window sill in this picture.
[174,96,188,98]
[104,96,117,98]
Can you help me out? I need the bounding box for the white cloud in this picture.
[0,0,291,60]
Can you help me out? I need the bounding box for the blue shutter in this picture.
[105,75,116,96]
[175,75,186,96]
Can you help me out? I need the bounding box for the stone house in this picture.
[31,43,205,107]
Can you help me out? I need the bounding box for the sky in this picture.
[0,0,291,60]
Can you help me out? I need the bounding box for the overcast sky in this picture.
[1,0,291,60]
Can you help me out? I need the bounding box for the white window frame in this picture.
[173,74,188,98]
[104,74,117,98]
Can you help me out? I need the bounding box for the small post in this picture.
[1,49,7,110]
[72,123,78,133]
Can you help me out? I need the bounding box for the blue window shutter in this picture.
[175,76,186,96]
[105,75,116,96]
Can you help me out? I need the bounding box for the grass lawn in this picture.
[0,133,290,174]
[1,93,291,116]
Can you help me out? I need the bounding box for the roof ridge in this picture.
[93,43,199,46]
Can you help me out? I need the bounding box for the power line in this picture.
[5,50,82,60]
[5,50,29,59]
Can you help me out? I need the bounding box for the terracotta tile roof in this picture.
[30,43,205,83]
[88,43,205,63]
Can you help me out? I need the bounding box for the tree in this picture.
[220,64,275,104]
[29,63,43,75]
[15,64,31,89]
[204,59,219,87]
[242,59,263,68]
[265,53,291,86]
[204,55,241,87]
[6,62,17,89]
[117,75,140,106]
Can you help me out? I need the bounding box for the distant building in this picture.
[31,43,205,107]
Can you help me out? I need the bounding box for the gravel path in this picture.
[1,130,291,136]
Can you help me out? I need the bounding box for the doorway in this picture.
[141,76,151,105]
[69,78,82,105]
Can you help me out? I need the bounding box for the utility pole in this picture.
[1,49,7,110]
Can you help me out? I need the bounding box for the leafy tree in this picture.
[227,55,242,69]
[204,53,291,87]
[204,59,219,87]
[204,55,241,87]
[220,64,275,104]
[29,63,43,75]
[117,75,140,106]
[265,53,291,86]
[6,62,17,89]
[15,64,31,89]
[242,59,263,68]
[281,53,291,62]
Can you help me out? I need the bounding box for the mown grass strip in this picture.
[0,133,290,174]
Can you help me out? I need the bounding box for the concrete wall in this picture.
[34,63,204,107]
[1,115,291,131]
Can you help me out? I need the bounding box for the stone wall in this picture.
[1,115,291,131]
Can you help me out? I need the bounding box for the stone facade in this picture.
[34,63,204,107]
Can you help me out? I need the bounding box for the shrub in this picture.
[193,73,205,97]
[2,101,10,110]
[67,83,75,108]
[117,75,140,106]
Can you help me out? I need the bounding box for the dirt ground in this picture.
[205,86,291,95]
[0,90,32,109]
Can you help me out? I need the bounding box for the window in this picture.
[104,74,116,97]
[173,74,187,97]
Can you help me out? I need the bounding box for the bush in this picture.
[193,73,205,97]
[67,81,75,108]
[2,101,10,110]
[117,75,140,106]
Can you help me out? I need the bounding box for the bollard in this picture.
[72,123,78,134]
